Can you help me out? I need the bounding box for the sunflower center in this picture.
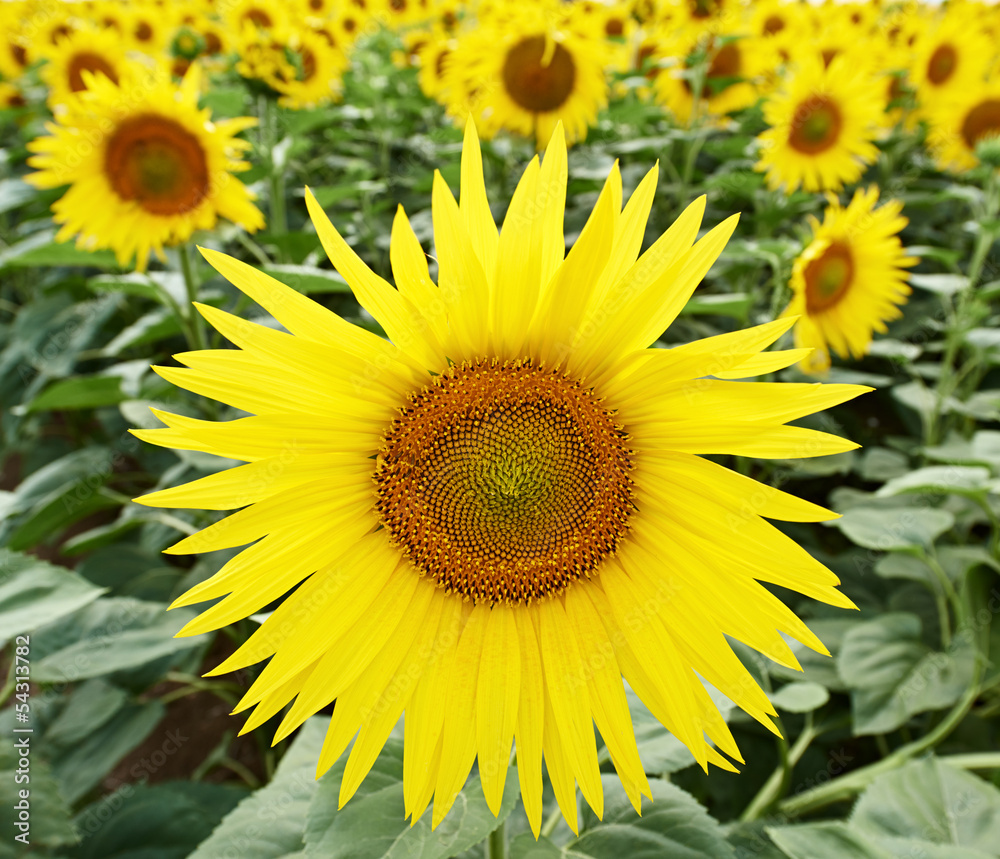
[927,44,956,86]
[762,14,785,35]
[502,36,577,113]
[788,96,843,155]
[804,241,854,312]
[67,52,119,92]
[105,115,210,216]
[374,359,634,606]
[961,99,1000,150]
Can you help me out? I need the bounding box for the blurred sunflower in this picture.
[0,81,25,110]
[272,28,348,109]
[910,11,992,114]
[445,9,610,146]
[135,121,864,835]
[783,186,915,374]
[38,27,131,107]
[26,67,264,271]
[654,32,771,125]
[928,84,1000,172]
[756,55,883,193]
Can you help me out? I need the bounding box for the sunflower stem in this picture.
[777,653,985,819]
[178,243,207,352]
[260,95,289,247]
[740,713,816,822]
[540,807,562,839]
[486,819,507,859]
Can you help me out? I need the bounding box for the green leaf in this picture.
[190,717,329,859]
[303,736,517,859]
[72,782,247,859]
[565,778,735,859]
[26,374,126,412]
[876,466,992,498]
[0,229,120,270]
[858,448,911,482]
[0,743,77,856]
[851,757,1000,854]
[831,506,954,551]
[261,264,352,294]
[52,699,166,803]
[44,678,129,748]
[678,292,752,318]
[768,822,894,859]
[908,273,969,295]
[31,597,201,683]
[0,550,105,638]
[769,681,829,713]
[925,431,1000,471]
[837,614,976,735]
[0,177,37,214]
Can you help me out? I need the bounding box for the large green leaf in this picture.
[0,743,77,858]
[44,678,129,748]
[71,782,247,859]
[837,614,976,735]
[0,550,105,639]
[562,777,735,859]
[851,758,1000,854]
[875,466,992,498]
[52,700,166,803]
[767,822,894,859]
[31,597,201,683]
[190,717,329,859]
[302,736,517,859]
[830,507,955,551]
[26,374,127,412]
[0,229,120,270]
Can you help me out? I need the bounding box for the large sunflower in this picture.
[444,8,610,146]
[26,66,264,272]
[135,121,865,835]
[756,54,884,193]
[909,10,992,115]
[783,186,915,375]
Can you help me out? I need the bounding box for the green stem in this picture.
[486,819,507,859]
[741,714,817,822]
[260,96,288,240]
[540,807,562,839]
[178,244,206,352]
[777,664,984,819]
[939,752,1000,770]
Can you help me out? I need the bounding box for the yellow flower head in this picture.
[756,54,884,193]
[26,66,264,272]
[134,121,866,836]
[784,186,916,374]
[443,6,611,146]
[927,84,1000,172]
[37,26,135,108]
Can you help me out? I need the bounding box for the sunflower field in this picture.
[3,0,1000,856]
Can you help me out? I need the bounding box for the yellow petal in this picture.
[460,118,499,282]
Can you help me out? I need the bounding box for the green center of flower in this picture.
[374,359,634,606]
[804,241,854,312]
[502,36,577,114]
[105,115,210,216]
[789,97,843,155]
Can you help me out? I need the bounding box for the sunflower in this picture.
[927,84,1000,172]
[38,27,132,108]
[0,81,26,110]
[134,121,864,835]
[272,28,349,109]
[756,54,884,193]
[445,9,610,146]
[653,31,771,126]
[909,10,992,114]
[783,186,915,375]
[26,66,264,272]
